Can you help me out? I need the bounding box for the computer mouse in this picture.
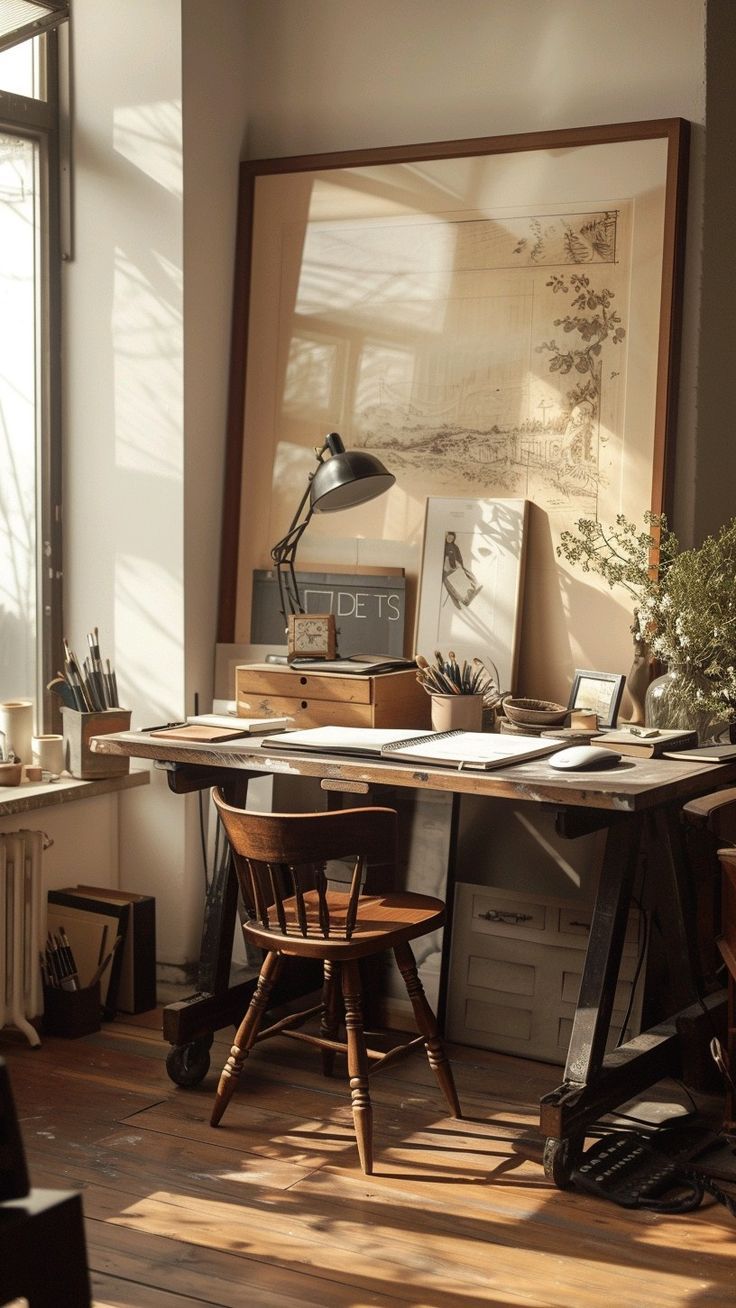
[548,745,622,771]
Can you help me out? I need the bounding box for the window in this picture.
[0,10,65,726]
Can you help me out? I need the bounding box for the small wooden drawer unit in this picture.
[235,664,431,730]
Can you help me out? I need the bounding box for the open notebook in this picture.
[267,726,561,771]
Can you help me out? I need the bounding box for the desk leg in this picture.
[161,765,321,1086]
[163,770,250,1086]
[539,803,718,1188]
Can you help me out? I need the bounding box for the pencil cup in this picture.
[42,981,101,1037]
[61,707,131,779]
[430,693,484,732]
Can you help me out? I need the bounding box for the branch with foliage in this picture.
[558,512,736,719]
[537,273,626,410]
[557,511,677,634]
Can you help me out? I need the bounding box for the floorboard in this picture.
[2,1011,736,1307]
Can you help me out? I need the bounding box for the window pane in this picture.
[0,132,38,700]
[0,37,40,97]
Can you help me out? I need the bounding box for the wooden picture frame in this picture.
[568,668,626,729]
[218,120,688,705]
[415,497,529,694]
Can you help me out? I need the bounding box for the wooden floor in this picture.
[2,1009,736,1308]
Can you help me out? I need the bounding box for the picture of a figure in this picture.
[442,531,482,609]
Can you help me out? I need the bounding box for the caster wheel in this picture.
[166,1036,212,1087]
[543,1135,582,1189]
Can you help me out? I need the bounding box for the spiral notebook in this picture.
[380,729,561,770]
[268,725,559,770]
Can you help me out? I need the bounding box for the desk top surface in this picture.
[90,730,736,813]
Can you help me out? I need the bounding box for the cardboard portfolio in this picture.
[74,886,156,1014]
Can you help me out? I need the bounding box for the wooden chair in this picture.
[210,792,461,1173]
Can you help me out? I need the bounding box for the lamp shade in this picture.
[309,448,395,514]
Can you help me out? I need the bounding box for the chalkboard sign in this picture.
[251,569,406,656]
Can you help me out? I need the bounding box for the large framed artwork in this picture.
[219,120,688,704]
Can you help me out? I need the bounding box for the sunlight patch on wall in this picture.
[113,245,183,477]
[115,555,183,717]
[113,99,183,198]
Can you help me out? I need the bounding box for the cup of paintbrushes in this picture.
[415,653,485,731]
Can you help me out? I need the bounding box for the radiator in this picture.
[0,831,46,1047]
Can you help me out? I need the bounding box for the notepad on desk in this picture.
[267,725,560,770]
[662,742,736,763]
[289,655,415,675]
[149,714,292,742]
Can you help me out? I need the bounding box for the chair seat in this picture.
[244,889,446,958]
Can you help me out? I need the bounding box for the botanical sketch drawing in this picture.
[296,207,627,520]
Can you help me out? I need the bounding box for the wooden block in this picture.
[61,708,131,779]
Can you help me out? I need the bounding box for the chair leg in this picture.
[394,940,462,1118]
[341,958,373,1174]
[211,950,283,1128]
[320,959,341,1077]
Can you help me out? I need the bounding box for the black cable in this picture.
[198,788,210,893]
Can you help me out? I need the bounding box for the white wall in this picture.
[61,0,712,970]
[64,1,249,967]
[0,793,121,890]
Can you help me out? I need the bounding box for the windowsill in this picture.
[0,768,149,817]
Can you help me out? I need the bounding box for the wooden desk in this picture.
[92,729,736,1186]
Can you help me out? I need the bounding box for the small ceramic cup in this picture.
[32,733,65,775]
[0,699,33,763]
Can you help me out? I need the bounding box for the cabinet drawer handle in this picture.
[568,920,591,931]
[479,910,533,925]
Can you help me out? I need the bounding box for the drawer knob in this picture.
[479,910,533,925]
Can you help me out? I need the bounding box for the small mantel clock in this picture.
[286,613,337,662]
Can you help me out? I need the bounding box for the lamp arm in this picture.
[271,484,315,619]
[268,436,348,626]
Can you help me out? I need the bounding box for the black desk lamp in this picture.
[270,432,394,653]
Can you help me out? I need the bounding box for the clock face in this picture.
[287,613,336,660]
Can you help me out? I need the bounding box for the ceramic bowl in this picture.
[502,697,568,727]
[0,761,23,786]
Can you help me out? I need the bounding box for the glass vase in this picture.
[644,668,719,744]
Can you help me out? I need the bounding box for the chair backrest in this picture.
[212,790,397,942]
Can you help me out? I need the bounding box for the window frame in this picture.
[0,29,62,729]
